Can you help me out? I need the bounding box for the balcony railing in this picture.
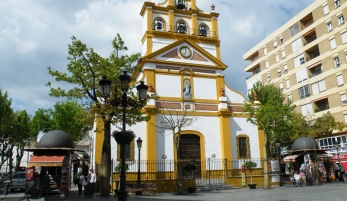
[244,55,260,69]
[304,35,317,46]
[315,105,329,113]
[306,51,320,61]
[303,19,314,28]
[245,69,261,80]
[309,69,322,78]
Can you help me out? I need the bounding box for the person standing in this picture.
[89,169,96,194]
[77,171,85,196]
[87,169,92,184]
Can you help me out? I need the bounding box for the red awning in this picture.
[314,96,328,102]
[308,61,322,69]
[303,28,315,37]
[331,154,347,162]
[28,155,65,167]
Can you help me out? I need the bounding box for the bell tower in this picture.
[140,0,221,60]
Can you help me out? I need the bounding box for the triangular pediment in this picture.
[141,38,227,70]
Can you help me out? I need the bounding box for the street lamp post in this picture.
[99,71,148,201]
[136,137,143,195]
[275,141,282,187]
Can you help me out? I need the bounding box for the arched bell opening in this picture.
[176,21,187,34]
[152,18,165,31]
[176,0,186,10]
[199,25,208,37]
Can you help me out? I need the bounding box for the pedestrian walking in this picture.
[77,171,85,196]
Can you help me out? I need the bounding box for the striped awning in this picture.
[308,61,322,69]
[283,154,300,162]
[28,155,65,167]
[303,28,315,37]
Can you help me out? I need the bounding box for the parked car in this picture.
[0,172,10,183]
[10,172,26,192]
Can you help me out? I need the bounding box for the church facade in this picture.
[91,0,265,187]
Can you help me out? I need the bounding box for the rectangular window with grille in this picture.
[327,21,333,32]
[334,56,340,67]
[238,137,247,158]
[335,0,341,7]
[338,15,345,26]
[117,141,134,161]
[299,85,310,99]
[289,22,300,37]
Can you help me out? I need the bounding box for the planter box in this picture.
[248,184,256,189]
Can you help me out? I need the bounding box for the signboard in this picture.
[271,160,279,172]
[26,167,34,181]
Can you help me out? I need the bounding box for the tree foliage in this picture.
[46,34,148,196]
[0,88,13,169]
[309,112,346,138]
[31,100,93,143]
[0,88,38,173]
[243,82,296,155]
[11,110,37,172]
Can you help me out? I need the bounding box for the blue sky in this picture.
[0,0,314,115]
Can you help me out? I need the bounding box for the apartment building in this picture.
[243,0,347,156]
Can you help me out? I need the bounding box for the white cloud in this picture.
[0,0,315,115]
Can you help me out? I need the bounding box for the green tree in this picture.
[244,161,257,184]
[0,88,13,170]
[243,82,296,189]
[46,34,148,196]
[32,100,92,143]
[244,82,296,154]
[9,110,37,176]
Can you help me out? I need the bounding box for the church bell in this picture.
[176,0,185,10]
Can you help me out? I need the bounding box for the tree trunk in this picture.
[175,129,183,194]
[100,120,111,196]
[313,137,319,185]
[250,171,253,184]
[263,133,269,189]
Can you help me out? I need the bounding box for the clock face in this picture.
[180,46,192,58]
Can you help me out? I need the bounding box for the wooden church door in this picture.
[179,134,201,177]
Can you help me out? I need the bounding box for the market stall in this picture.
[282,137,331,184]
[25,130,75,197]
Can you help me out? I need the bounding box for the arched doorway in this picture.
[179,134,201,177]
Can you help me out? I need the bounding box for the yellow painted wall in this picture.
[218,111,232,161]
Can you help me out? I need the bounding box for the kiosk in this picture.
[25,130,86,197]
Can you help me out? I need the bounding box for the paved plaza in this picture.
[5,182,347,201]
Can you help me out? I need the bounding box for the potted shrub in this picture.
[244,161,257,189]
[183,161,197,193]
[112,130,136,144]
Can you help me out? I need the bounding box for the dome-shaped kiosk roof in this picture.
[38,130,74,149]
[292,137,318,152]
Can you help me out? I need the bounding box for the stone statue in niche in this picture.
[183,78,191,100]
